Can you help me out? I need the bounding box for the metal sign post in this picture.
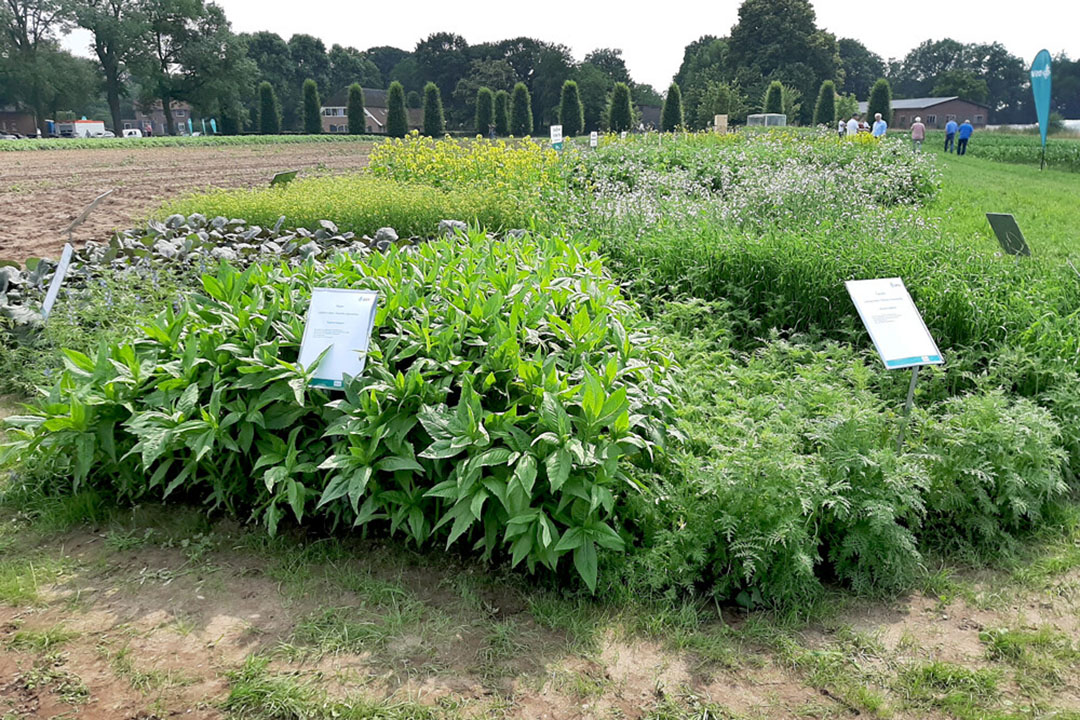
[896,365,921,452]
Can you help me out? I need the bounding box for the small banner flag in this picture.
[1030,50,1052,151]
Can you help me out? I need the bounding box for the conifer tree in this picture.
[303,79,321,134]
[813,80,836,126]
[258,82,280,135]
[493,90,510,136]
[347,83,365,134]
[661,82,683,131]
[510,82,533,136]
[764,81,784,114]
[868,78,892,125]
[475,87,494,134]
[422,81,444,136]
[607,82,633,133]
[558,80,583,137]
[386,81,407,138]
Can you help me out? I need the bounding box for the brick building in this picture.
[0,107,37,135]
[857,97,990,130]
[123,101,195,136]
[320,88,422,134]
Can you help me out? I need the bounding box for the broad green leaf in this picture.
[573,540,598,592]
[545,448,572,492]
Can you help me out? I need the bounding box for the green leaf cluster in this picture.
[2,231,678,592]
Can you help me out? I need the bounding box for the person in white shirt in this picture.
[846,115,859,138]
[838,119,845,138]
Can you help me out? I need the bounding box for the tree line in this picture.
[2,0,1077,136]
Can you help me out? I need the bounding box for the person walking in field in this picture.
[846,114,859,138]
[944,118,958,152]
[910,116,926,152]
[957,119,974,155]
[871,112,887,138]
[838,118,846,138]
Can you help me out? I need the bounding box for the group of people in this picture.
[837,112,975,154]
[837,112,891,139]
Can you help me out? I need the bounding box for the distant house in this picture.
[123,101,195,136]
[857,97,989,130]
[320,88,422,134]
[0,107,36,135]
[637,104,661,130]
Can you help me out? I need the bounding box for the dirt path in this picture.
[0,142,373,262]
[2,503,1079,720]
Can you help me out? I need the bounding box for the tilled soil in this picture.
[0,142,372,262]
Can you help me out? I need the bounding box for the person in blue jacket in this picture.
[944,119,958,152]
[957,119,974,155]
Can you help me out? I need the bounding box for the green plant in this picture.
[303,79,322,135]
[607,82,632,133]
[258,82,280,135]
[347,84,365,135]
[868,78,892,125]
[474,86,494,134]
[510,82,532,136]
[386,81,407,138]
[763,81,783,114]
[813,79,836,126]
[558,80,583,138]
[493,89,510,136]
[422,81,444,137]
[3,232,677,591]
[661,82,683,132]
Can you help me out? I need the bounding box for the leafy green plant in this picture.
[3,232,678,591]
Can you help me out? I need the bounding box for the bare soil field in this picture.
[0,142,372,262]
[2,496,1079,720]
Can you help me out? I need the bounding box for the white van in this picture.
[122,128,143,138]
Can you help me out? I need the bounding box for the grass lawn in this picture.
[927,146,1080,258]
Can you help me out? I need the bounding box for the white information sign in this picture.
[41,243,74,321]
[620,131,627,139]
[549,124,563,149]
[589,131,598,147]
[298,288,379,389]
[845,278,942,369]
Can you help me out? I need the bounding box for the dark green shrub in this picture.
[510,82,533,136]
[407,91,421,109]
[422,81,444,137]
[660,82,683,132]
[302,79,321,135]
[347,84,365,135]
[3,233,678,592]
[813,80,836,127]
[219,102,241,135]
[258,82,280,135]
[475,87,494,134]
[494,90,510,136]
[607,82,632,133]
[558,80,583,138]
[868,78,892,125]
[764,81,783,114]
[386,81,407,138]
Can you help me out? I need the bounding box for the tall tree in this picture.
[509,81,531,136]
[557,79,583,137]
[365,45,407,83]
[493,88,509,135]
[1,0,73,131]
[764,80,783,113]
[302,77,320,133]
[725,0,838,124]
[931,69,988,103]
[583,47,630,84]
[346,82,364,134]
[607,81,632,132]
[239,31,290,130]
[385,79,406,137]
[661,81,683,131]
[474,86,493,134]
[694,80,746,127]
[674,35,729,130]
[836,38,884,100]
[73,0,147,134]
[285,33,328,128]
[414,31,468,100]
[574,62,610,131]
[328,44,380,94]
[867,78,892,124]
[422,80,443,136]
[450,58,516,127]
[258,80,278,133]
[812,79,836,126]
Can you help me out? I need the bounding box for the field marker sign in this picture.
[270,170,299,187]
[846,277,943,450]
[298,288,378,389]
[41,243,73,321]
[986,213,1031,256]
[550,124,563,151]
[589,131,598,148]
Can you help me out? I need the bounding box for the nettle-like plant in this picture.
[3,231,679,590]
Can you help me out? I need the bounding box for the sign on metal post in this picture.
[270,170,299,187]
[41,243,74,321]
[298,288,379,389]
[986,213,1032,256]
[550,124,563,151]
[1030,50,1052,170]
[846,278,944,450]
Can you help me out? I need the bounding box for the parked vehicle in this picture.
[0,132,18,140]
[122,128,143,138]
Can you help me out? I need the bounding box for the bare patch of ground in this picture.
[1,503,1079,719]
[0,141,372,262]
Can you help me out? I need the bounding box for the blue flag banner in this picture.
[187,118,193,135]
[210,118,218,134]
[1030,49,1052,149]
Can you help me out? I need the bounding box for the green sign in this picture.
[986,213,1031,256]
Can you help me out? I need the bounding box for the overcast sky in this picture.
[61,0,1080,91]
